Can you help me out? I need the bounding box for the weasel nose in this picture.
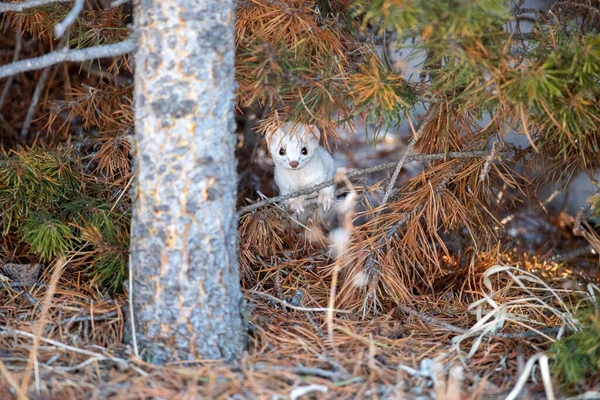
[289,161,299,168]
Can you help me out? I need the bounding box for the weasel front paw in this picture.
[286,197,305,214]
[317,188,335,212]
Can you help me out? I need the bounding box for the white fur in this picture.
[267,123,336,214]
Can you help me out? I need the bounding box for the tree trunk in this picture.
[130,0,246,363]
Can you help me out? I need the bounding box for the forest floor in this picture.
[1,127,599,400]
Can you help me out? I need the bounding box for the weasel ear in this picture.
[306,124,320,145]
[266,128,283,152]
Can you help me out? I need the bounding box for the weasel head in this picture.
[267,123,321,170]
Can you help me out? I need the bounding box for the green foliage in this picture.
[550,303,600,389]
[21,213,75,261]
[502,28,600,164]
[347,56,416,132]
[352,0,600,170]
[355,0,511,45]
[0,147,129,292]
[0,147,80,233]
[90,252,127,293]
[592,195,600,220]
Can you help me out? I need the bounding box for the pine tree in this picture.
[0,0,599,381]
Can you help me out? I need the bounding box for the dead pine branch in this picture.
[357,158,477,317]
[21,34,69,137]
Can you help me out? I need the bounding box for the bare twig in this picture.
[81,62,134,86]
[479,141,498,182]
[381,140,415,205]
[380,112,434,206]
[109,0,130,7]
[247,289,353,314]
[191,362,352,382]
[54,0,85,38]
[0,326,148,376]
[0,38,137,80]
[266,365,348,382]
[238,150,494,215]
[61,310,119,325]
[0,0,71,12]
[21,65,52,137]
[0,29,22,113]
[547,245,596,263]
[20,291,42,312]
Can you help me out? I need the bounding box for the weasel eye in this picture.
[279,148,286,156]
[301,147,308,155]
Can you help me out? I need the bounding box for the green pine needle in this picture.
[550,303,600,390]
[21,214,76,261]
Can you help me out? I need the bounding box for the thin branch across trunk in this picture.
[238,150,495,215]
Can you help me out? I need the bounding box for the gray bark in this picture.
[130,0,246,363]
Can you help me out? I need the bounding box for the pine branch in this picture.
[0,0,71,12]
[0,37,136,80]
[359,158,475,317]
[238,150,494,215]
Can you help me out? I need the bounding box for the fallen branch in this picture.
[0,38,136,80]
[238,150,494,215]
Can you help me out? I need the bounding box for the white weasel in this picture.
[266,123,336,215]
